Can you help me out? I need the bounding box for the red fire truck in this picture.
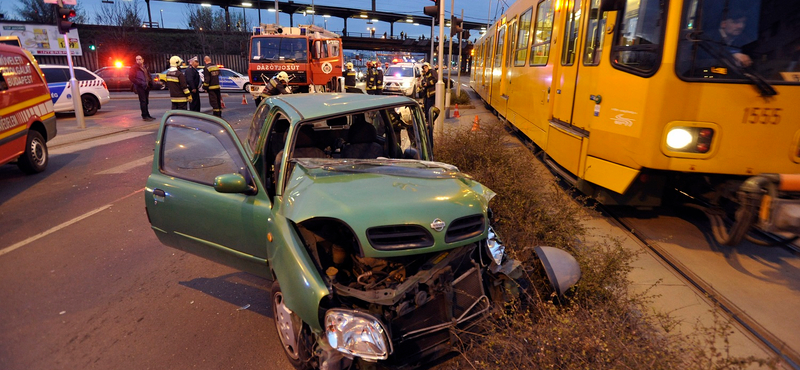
[248,24,343,99]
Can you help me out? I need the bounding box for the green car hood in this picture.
[281,159,495,258]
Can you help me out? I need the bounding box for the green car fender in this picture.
[267,210,329,331]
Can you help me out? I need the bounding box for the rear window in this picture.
[74,69,96,81]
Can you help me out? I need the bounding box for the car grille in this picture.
[366,225,434,250]
[445,215,485,243]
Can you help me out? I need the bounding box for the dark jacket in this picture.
[343,68,357,88]
[128,64,151,91]
[263,78,290,96]
[203,63,220,90]
[422,69,437,97]
[185,67,201,91]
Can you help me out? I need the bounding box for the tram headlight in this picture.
[666,128,693,149]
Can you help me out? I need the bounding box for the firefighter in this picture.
[420,62,437,121]
[366,62,384,95]
[165,56,192,110]
[343,62,358,93]
[261,71,291,97]
[203,55,222,117]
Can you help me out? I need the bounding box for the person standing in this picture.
[166,56,192,110]
[420,62,437,120]
[128,55,155,121]
[203,55,222,117]
[185,57,202,112]
[343,62,358,93]
[374,61,384,95]
[365,61,378,95]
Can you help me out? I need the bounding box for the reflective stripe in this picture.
[0,94,51,117]
[171,98,188,102]
[165,77,180,82]
[208,85,220,89]
[182,89,190,94]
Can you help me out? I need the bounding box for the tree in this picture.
[93,0,142,28]
[13,0,86,24]
[185,6,227,32]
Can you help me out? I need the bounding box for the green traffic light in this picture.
[89,44,96,51]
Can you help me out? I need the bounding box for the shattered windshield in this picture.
[250,37,308,62]
[676,0,800,85]
[295,158,463,179]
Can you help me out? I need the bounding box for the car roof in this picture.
[273,93,413,122]
[39,64,90,71]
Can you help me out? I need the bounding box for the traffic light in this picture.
[57,6,76,35]
[423,0,440,18]
[461,30,471,41]
[450,16,463,37]
[88,43,96,51]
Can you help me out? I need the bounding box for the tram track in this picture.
[605,206,800,370]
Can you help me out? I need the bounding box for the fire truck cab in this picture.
[248,24,343,98]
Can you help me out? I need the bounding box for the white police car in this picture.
[200,67,250,92]
[40,65,110,116]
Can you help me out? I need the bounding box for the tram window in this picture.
[530,0,554,66]
[514,8,533,66]
[494,27,505,69]
[610,0,665,76]
[583,0,608,66]
[561,0,583,66]
[506,20,518,68]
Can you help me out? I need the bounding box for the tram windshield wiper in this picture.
[690,32,777,97]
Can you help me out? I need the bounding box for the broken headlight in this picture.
[325,309,392,361]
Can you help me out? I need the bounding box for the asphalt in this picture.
[47,87,775,367]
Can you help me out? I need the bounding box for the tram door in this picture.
[497,18,517,118]
[489,21,508,114]
[546,0,587,177]
[552,0,585,128]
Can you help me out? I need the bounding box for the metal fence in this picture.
[35,52,249,75]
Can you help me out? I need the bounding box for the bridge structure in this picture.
[141,0,486,40]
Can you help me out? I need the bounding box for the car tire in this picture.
[81,94,100,116]
[243,83,250,93]
[17,130,48,174]
[271,281,315,370]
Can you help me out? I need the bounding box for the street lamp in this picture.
[160,9,163,28]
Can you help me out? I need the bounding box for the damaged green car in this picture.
[144,93,580,369]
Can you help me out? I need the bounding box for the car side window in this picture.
[42,68,68,83]
[220,69,234,77]
[160,116,250,186]
[74,69,95,81]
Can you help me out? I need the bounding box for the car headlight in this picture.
[402,81,411,88]
[666,128,693,149]
[325,309,391,361]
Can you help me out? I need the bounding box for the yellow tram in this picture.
[470,0,800,244]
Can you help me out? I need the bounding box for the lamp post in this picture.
[160,9,163,28]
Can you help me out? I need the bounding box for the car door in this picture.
[219,69,236,89]
[144,112,273,279]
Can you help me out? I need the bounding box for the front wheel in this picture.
[17,130,48,174]
[271,281,315,370]
[243,83,250,93]
[81,94,99,116]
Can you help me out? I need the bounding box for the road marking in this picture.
[96,156,153,174]
[0,188,144,258]
[50,132,152,155]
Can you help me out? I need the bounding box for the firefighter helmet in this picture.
[422,62,431,69]
[169,56,183,67]
[276,71,289,84]
[346,62,353,69]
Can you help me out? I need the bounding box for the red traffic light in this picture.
[57,6,76,34]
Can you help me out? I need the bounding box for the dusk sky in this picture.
[2,0,512,39]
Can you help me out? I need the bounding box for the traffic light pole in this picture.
[58,0,85,129]
[434,0,445,138]
[445,0,454,118]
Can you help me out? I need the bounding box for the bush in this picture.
[433,121,775,370]
[449,89,471,105]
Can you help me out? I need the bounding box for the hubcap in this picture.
[30,138,45,166]
[273,291,300,359]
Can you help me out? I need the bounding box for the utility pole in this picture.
[435,0,445,137]
[445,0,454,118]
[456,9,463,98]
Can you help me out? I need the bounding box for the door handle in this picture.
[153,188,166,204]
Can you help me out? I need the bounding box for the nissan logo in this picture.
[430,218,446,232]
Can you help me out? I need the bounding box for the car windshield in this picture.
[676,0,800,85]
[296,158,462,179]
[251,37,308,62]
[386,66,415,78]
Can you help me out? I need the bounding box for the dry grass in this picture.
[433,121,775,370]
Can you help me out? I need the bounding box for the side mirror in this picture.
[428,106,440,124]
[214,173,250,193]
[534,246,581,296]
